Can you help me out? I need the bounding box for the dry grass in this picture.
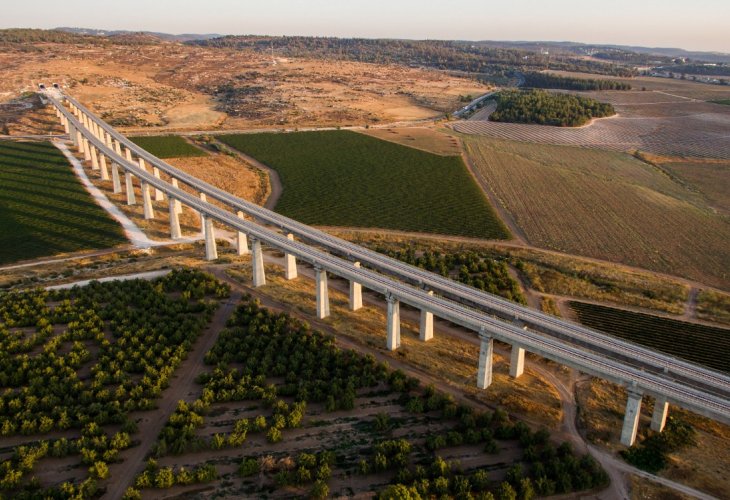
[356,126,462,156]
[659,160,730,216]
[463,136,730,290]
[696,289,730,326]
[225,261,563,428]
[576,377,730,499]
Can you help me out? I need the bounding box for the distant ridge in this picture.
[55,27,223,42]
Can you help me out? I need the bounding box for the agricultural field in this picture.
[356,127,462,156]
[129,135,206,158]
[462,137,730,290]
[127,294,606,498]
[454,79,730,159]
[712,99,730,106]
[0,140,127,265]
[569,301,730,374]
[0,269,229,498]
[655,158,730,216]
[219,131,510,239]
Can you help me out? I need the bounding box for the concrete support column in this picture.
[509,345,526,378]
[152,167,164,201]
[235,211,249,255]
[82,138,91,161]
[315,266,330,319]
[111,163,122,193]
[138,157,147,173]
[62,115,69,134]
[349,262,363,311]
[114,140,122,157]
[651,397,669,433]
[125,172,136,205]
[620,389,643,447]
[124,147,134,164]
[90,145,100,170]
[386,293,401,351]
[168,198,182,240]
[285,234,298,280]
[251,238,266,287]
[199,193,207,228]
[99,153,110,181]
[68,124,78,147]
[76,131,85,153]
[477,330,494,389]
[141,182,155,220]
[171,179,182,214]
[203,216,217,261]
[419,290,434,341]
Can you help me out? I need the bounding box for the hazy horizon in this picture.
[2,0,729,54]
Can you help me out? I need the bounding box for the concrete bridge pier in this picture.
[199,193,207,228]
[420,291,434,341]
[111,162,122,193]
[138,157,147,173]
[168,198,182,239]
[141,182,155,220]
[477,330,494,389]
[62,115,70,134]
[349,262,363,311]
[124,147,134,164]
[171,179,182,214]
[90,146,100,170]
[621,389,643,446]
[82,138,91,162]
[114,140,122,157]
[68,124,78,147]
[251,238,266,287]
[235,211,249,256]
[285,234,298,280]
[76,131,85,154]
[651,397,669,432]
[509,345,526,378]
[125,172,136,205]
[386,293,401,351]
[203,217,218,261]
[315,266,330,319]
[99,153,110,181]
[152,167,164,201]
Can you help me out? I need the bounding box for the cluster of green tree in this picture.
[490,90,615,127]
[0,269,228,497]
[374,246,526,304]
[621,417,696,473]
[592,49,673,65]
[0,28,96,44]
[147,295,605,498]
[656,64,730,77]
[132,459,217,491]
[189,36,634,77]
[1,422,132,497]
[522,72,631,91]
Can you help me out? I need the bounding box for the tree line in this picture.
[490,90,616,127]
[522,72,631,91]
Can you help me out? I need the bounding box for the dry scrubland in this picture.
[462,137,730,290]
[0,42,487,132]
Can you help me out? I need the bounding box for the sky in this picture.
[2,0,729,53]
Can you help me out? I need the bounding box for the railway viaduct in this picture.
[43,89,730,447]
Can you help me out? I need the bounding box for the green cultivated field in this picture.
[569,301,730,374]
[130,135,206,158]
[219,131,509,239]
[0,141,126,264]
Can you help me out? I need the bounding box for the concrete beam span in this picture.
[44,91,730,428]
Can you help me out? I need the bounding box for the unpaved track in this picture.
[101,290,242,499]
